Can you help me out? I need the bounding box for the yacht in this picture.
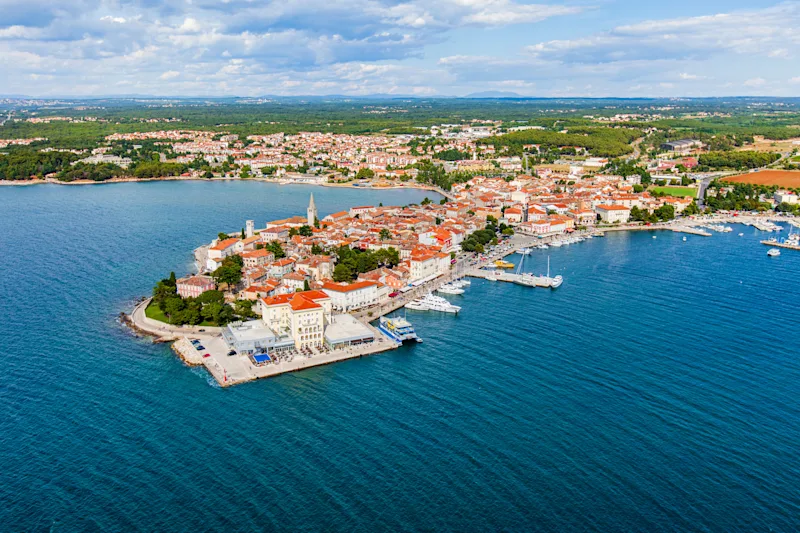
[768,248,781,257]
[379,316,422,344]
[452,278,471,287]
[484,272,499,281]
[549,275,564,288]
[419,293,461,313]
[517,248,533,255]
[404,300,429,311]
[537,244,549,250]
[550,241,563,247]
[437,284,465,295]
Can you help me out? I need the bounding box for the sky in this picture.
[1,0,800,98]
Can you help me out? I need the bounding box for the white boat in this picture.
[457,278,471,286]
[537,244,549,250]
[738,233,744,237]
[517,248,533,255]
[418,293,461,313]
[484,272,499,281]
[768,248,781,257]
[549,275,564,288]
[550,241,563,247]
[682,236,687,242]
[437,284,465,295]
[404,300,429,311]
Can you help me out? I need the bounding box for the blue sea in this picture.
[2,181,800,532]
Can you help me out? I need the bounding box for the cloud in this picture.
[159,70,180,80]
[744,77,767,87]
[525,3,800,64]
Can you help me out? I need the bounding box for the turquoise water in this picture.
[2,182,800,531]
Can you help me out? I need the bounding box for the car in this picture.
[195,345,205,351]
[227,350,236,356]
[389,291,399,298]
[191,339,200,345]
[198,329,206,332]
[203,353,211,358]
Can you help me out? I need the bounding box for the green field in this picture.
[145,301,170,323]
[650,186,698,198]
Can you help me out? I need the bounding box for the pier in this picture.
[761,240,800,252]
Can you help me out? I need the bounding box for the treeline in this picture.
[601,159,652,185]
[58,162,125,182]
[0,150,78,180]
[705,182,774,212]
[484,127,640,158]
[434,148,471,161]
[698,151,781,170]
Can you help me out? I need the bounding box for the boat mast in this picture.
[547,256,550,278]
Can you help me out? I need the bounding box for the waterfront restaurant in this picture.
[222,320,294,355]
[324,314,375,350]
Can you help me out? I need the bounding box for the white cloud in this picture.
[159,70,180,80]
[789,76,800,84]
[744,77,767,87]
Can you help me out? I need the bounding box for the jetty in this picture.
[760,240,800,252]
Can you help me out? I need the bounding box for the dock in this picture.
[761,240,800,251]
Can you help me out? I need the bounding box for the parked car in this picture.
[203,353,211,358]
[195,345,205,351]
[389,291,399,298]
[227,350,236,356]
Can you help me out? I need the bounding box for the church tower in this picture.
[307,193,317,226]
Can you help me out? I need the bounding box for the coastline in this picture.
[0,175,449,196]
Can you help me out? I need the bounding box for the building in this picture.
[660,139,703,154]
[324,314,375,349]
[596,204,631,224]
[307,193,318,226]
[261,291,332,350]
[242,249,275,268]
[176,275,215,298]
[222,320,294,355]
[774,190,799,205]
[322,280,385,312]
[409,251,439,282]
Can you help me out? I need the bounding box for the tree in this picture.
[234,299,257,319]
[303,279,311,291]
[265,241,285,259]
[163,297,185,324]
[218,232,230,241]
[421,197,432,205]
[202,302,223,323]
[355,167,375,179]
[502,227,514,236]
[379,228,392,240]
[298,225,313,237]
[333,263,354,282]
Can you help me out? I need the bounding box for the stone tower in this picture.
[307,193,317,226]
[246,220,254,238]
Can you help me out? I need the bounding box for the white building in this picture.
[774,190,799,205]
[595,205,631,224]
[261,290,332,350]
[321,280,386,312]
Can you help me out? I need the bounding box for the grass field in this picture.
[723,170,800,188]
[145,301,170,323]
[650,186,698,198]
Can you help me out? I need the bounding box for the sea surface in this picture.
[2,181,800,532]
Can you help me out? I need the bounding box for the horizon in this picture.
[2,1,799,98]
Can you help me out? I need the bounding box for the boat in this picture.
[484,272,499,281]
[517,248,533,255]
[682,236,687,242]
[437,284,465,295]
[404,300,429,311]
[537,244,549,250]
[738,233,744,237]
[549,275,564,288]
[768,248,781,257]
[379,316,422,344]
[494,260,515,269]
[418,293,461,313]
[549,241,563,247]
[454,278,471,287]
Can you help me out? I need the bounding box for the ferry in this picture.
[494,260,515,269]
[768,248,781,257]
[378,316,422,344]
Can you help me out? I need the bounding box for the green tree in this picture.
[298,225,313,237]
[333,263,354,282]
[379,228,392,240]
